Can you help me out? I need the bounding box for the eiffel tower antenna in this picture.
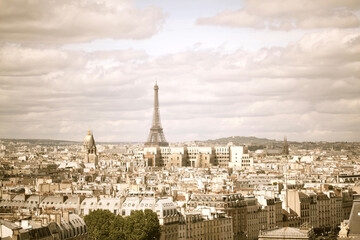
[145,82,169,147]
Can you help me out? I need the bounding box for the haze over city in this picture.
[0,0,360,142]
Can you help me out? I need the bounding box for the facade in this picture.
[80,197,98,216]
[143,145,253,169]
[287,190,311,225]
[325,191,342,231]
[229,146,253,170]
[214,146,230,168]
[188,147,213,167]
[180,211,233,240]
[40,196,82,215]
[245,198,260,240]
[257,196,278,230]
[316,192,330,231]
[167,148,189,168]
[188,193,247,240]
[308,194,318,228]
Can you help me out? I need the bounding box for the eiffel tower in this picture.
[145,82,169,147]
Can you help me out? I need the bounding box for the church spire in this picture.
[283,136,289,156]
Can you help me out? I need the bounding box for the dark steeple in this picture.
[283,136,289,155]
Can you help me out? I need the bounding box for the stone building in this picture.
[179,210,233,240]
[287,190,311,225]
[83,130,98,166]
[188,193,247,240]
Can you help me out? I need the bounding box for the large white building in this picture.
[229,145,254,169]
[143,144,253,169]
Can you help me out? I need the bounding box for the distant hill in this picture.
[0,138,79,145]
[196,136,281,146]
[0,138,140,146]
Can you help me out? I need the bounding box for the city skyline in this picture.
[0,0,360,142]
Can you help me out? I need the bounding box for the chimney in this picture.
[63,210,69,222]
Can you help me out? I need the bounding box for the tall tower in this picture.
[282,136,289,156]
[145,82,169,147]
[84,130,98,166]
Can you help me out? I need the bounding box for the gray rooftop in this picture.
[348,200,360,236]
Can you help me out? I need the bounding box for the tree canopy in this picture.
[84,209,161,240]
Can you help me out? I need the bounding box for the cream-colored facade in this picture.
[229,146,253,170]
[144,145,253,169]
[316,193,330,230]
[180,212,233,240]
[287,190,310,225]
[245,198,260,240]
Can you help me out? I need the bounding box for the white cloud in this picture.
[197,0,360,30]
[0,0,165,44]
[0,29,359,142]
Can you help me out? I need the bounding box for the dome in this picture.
[84,130,96,149]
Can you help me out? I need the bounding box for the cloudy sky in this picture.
[0,0,359,142]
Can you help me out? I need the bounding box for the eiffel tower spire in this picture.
[145,82,169,147]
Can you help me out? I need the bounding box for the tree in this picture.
[109,215,126,240]
[124,210,161,240]
[143,209,161,240]
[84,209,161,240]
[84,209,115,240]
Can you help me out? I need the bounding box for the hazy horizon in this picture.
[1,135,359,144]
[0,0,359,142]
